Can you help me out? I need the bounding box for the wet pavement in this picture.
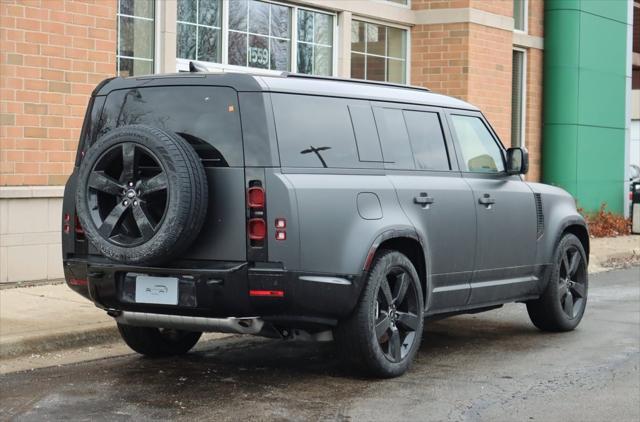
[1,267,638,421]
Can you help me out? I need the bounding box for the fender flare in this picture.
[361,226,433,309]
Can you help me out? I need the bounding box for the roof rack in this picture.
[281,72,430,92]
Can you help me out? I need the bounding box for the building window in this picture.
[117,0,155,77]
[228,0,291,71]
[384,0,410,5]
[514,0,527,32]
[351,20,407,84]
[177,0,222,63]
[176,0,335,75]
[297,9,333,76]
[511,49,526,148]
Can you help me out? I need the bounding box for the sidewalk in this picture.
[1,235,638,359]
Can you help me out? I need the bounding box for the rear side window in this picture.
[373,107,414,170]
[403,110,450,171]
[96,86,243,167]
[450,115,505,173]
[272,94,378,168]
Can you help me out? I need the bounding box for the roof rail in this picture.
[281,72,430,92]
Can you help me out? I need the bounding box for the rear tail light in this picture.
[247,186,265,208]
[247,182,267,248]
[74,215,85,237]
[274,218,287,241]
[248,218,266,240]
[63,213,71,234]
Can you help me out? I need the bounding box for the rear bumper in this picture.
[63,257,364,329]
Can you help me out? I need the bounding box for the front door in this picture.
[447,112,538,305]
[373,104,476,312]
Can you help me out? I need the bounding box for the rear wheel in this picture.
[527,233,588,331]
[335,250,424,378]
[117,323,202,357]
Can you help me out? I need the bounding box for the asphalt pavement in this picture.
[0,267,638,422]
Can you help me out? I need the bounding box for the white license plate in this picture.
[135,276,179,305]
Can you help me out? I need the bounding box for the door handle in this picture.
[414,193,435,206]
[478,194,496,206]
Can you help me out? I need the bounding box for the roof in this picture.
[93,72,479,111]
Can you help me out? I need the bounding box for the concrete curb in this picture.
[0,324,120,359]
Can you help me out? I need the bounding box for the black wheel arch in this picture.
[362,227,430,309]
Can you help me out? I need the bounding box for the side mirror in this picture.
[506,147,529,175]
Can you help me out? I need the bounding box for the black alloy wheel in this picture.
[75,125,208,265]
[87,142,168,247]
[557,244,587,319]
[335,250,424,378]
[526,233,588,332]
[374,267,421,363]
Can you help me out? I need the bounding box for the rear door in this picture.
[373,103,476,312]
[96,86,247,262]
[446,112,538,304]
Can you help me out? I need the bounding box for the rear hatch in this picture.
[78,85,248,263]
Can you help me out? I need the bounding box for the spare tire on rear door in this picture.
[75,124,208,265]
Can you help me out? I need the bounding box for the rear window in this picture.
[271,93,381,169]
[95,86,243,167]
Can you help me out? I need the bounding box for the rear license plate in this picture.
[135,276,179,305]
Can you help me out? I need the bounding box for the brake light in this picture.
[247,186,265,208]
[249,289,284,297]
[248,218,266,240]
[74,215,85,236]
[68,278,88,286]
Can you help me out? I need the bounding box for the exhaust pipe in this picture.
[110,310,264,335]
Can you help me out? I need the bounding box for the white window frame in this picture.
[513,0,529,34]
[176,0,338,76]
[512,47,527,149]
[116,0,157,76]
[349,16,411,85]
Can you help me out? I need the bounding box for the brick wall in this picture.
[467,23,514,144]
[470,0,513,16]
[525,28,543,182]
[412,0,470,10]
[411,23,470,98]
[0,0,117,186]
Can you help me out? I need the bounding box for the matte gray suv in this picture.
[62,71,589,378]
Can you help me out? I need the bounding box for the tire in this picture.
[117,323,202,357]
[335,250,424,378]
[527,233,588,332]
[75,125,208,265]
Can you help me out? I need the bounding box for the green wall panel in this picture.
[579,0,628,24]
[579,12,627,75]
[542,124,579,196]
[578,71,627,128]
[543,0,629,214]
[543,68,579,125]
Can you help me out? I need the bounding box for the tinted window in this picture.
[97,86,243,166]
[272,94,372,168]
[403,110,450,171]
[348,104,383,162]
[373,107,414,170]
[450,115,505,173]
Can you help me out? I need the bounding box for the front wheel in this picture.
[117,323,202,357]
[335,250,424,378]
[526,233,588,332]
